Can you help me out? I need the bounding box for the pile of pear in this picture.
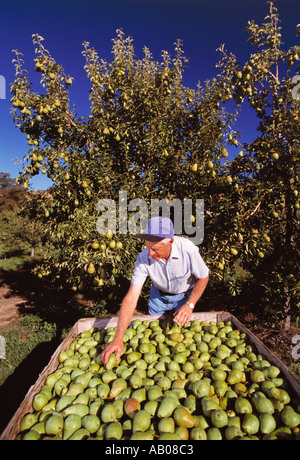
[17,318,300,440]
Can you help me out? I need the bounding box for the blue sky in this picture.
[0,0,299,190]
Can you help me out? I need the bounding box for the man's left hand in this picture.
[173,303,193,326]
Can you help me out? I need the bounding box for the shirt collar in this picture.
[170,237,180,259]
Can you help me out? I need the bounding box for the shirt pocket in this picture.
[170,269,191,283]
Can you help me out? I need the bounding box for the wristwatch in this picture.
[186,302,194,310]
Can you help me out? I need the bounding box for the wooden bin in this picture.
[1,312,300,440]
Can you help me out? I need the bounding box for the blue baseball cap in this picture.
[138,217,174,242]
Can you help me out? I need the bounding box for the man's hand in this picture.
[173,303,193,326]
[100,338,124,365]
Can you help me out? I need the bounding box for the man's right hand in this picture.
[100,339,124,365]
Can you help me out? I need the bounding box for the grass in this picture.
[0,256,27,272]
[0,314,57,386]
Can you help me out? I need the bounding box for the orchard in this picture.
[9,2,299,325]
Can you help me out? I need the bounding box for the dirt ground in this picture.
[0,286,24,326]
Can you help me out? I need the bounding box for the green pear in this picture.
[101,370,117,384]
[260,413,277,434]
[54,377,69,397]
[227,416,241,428]
[85,387,97,399]
[119,367,133,380]
[131,387,146,403]
[252,394,274,414]
[227,369,244,385]
[183,396,196,413]
[193,415,210,429]
[250,369,265,383]
[32,392,50,411]
[129,373,143,389]
[159,432,182,440]
[64,382,84,397]
[63,403,89,417]
[144,400,158,417]
[55,395,76,412]
[174,426,189,440]
[45,414,64,436]
[82,415,101,434]
[235,396,252,414]
[97,383,110,399]
[89,399,103,416]
[45,370,64,389]
[211,368,227,381]
[74,371,93,388]
[73,393,90,405]
[207,427,222,440]
[22,430,41,440]
[191,379,210,398]
[201,396,221,417]
[68,428,90,440]
[164,390,180,402]
[122,418,132,432]
[263,365,280,379]
[115,387,132,400]
[40,386,53,400]
[105,421,123,440]
[132,410,151,432]
[31,421,45,435]
[190,427,207,440]
[109,378,127,398]
[281,407,300,428]
[130,431,154,440]
[213,380,228,397]
[242,413,260,435]
[157,396,178,418]
[270,388,290,405]
[225,425,243,440]
[156,376,172,391]
[101,403,117,423]
[113,399,124,420]
[63,414,82,440]
[211,409,228,428]
[173,406,195,428]
[158,417,175,433]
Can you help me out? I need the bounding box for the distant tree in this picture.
[0,172,27,212]
[0,172,45,258]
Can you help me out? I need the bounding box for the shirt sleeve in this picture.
[130,250,149,286]
[189,243,209,280]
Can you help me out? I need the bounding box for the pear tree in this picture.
[10,30,236,298]
[215,1,300,324]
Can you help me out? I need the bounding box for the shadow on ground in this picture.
[0,337,62,434]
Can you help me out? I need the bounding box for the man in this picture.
[101,216,209,364]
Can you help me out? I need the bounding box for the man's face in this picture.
[145,239,173,261]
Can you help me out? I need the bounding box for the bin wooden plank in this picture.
[1,312,299,440]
